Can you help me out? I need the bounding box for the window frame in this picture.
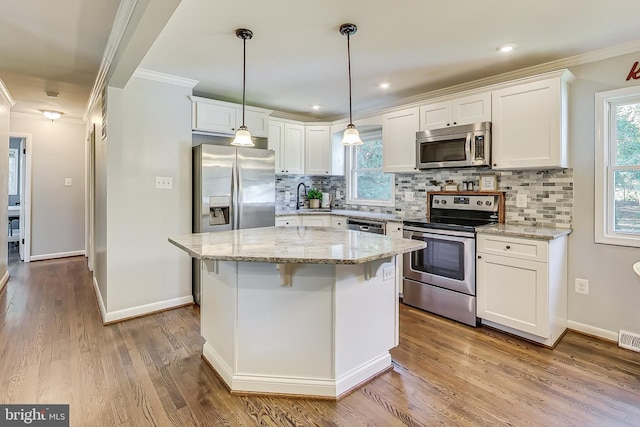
[595,86,640,247]
[346,130,395,207]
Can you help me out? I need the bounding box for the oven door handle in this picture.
[403,226,475,239]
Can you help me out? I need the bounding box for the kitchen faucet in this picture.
[296,182,307,210]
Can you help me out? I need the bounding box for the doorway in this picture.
[8,133,32,262]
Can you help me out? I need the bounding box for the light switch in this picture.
[155,176,173,189]
[65,178,72,186]
[405,191,414,202]
[516,194,527,208]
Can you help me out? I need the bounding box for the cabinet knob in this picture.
[446,123,451,126]
[505,245,511,250]
[493,163,497,167]
[453,122,457,125]
[477,255,482,259]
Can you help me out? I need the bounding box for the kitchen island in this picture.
[169,226,425,399]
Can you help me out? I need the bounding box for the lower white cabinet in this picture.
[476,233,567,347]
[331,216,347,229]
[302,215,330,227]
[275,216,302,227]
[385,221,403,239]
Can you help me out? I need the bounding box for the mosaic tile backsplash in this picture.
[276,168,573,227]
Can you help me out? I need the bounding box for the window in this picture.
[595,86,640,247]
[346,131,395,206]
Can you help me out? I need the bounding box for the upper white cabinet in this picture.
[382,107,420,173]
[419,92,491,131]
[491,70,573,170]
[192,97,271,137]
[269,120,305,174]
[305,126,330,174]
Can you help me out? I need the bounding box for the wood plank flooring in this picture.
[1,253,640,426]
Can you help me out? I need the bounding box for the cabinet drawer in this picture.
[275,216,301,227]
[477,234,548,262]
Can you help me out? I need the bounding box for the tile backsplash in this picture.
[276,168,573,227]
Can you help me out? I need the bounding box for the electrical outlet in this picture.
[516,194,527,208]
[405,191,414,202]
[284,191,291,200]
[575,278,589,295]
[336,190,341,198]
[155,176,173,189]
[64,178,72,186]
[383,267,394,281]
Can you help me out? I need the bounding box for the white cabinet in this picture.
[305,126,331,175]
[331,216,347,229]
[491,70,573,170]
[269,120,305,174]
[419,92,491,131]
[385,221,403,239]
[275,216,302,227]
[476,233,567,347]
[302,215,330,227]
[382,107,420,173]
[192,97,271,137]
[385,221,405,298]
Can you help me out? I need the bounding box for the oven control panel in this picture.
[431,195,498,212]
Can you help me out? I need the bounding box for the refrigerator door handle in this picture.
[237,163,243,229]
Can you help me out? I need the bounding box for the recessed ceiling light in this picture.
[312,105,321,110]
[497,43,517,53]
[379,82,390,89]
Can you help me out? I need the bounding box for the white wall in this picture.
[103,75,192,315]
[0,84,10,288]
[568,52,640,338]
[9,115,85,258]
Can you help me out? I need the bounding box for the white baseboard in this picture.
[0,270,9,293]
[92,276,107,323]
[102,295,194,324]
[202,343,391,398]
[30,250,86,261]
[567,320,619,342]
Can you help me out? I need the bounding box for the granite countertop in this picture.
[276,209,404,222]
[169,226,425,264]
[476,223,572,240]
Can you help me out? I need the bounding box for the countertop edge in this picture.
[475,225,572,240]
[276,209,404,222]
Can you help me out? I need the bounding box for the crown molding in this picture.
[324,39,640,122]
[11,111,85,125]
[133,68,199,88]
[0,78,15,107]
[83,0,138,122]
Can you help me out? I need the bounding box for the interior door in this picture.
[18,138,26,261]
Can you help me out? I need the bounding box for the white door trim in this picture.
[10,132,32,263]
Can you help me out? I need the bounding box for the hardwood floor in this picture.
[1,254,640,426]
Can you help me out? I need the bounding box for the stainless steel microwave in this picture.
[416,122,491,169]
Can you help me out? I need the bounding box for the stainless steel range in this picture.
[402,192,503,326]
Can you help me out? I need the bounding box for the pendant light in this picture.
[231,28,255,147]
[339,23,363,146]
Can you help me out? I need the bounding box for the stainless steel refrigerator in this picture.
[192,143,276,303]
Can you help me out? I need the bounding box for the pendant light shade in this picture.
[231,28,255,147]
[339,23,363,146]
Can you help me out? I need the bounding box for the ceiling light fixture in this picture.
[497,43,517,53]
[41,110,63,121]
[231,28,255,147]
[312,104,321,110]
[339,23,363,146]
[379,82,390,89]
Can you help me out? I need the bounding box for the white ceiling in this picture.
[3,0,640,121]
[0,0,120,119]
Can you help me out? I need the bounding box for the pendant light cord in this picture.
[242,37,246,127]
[347,32,353,126]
